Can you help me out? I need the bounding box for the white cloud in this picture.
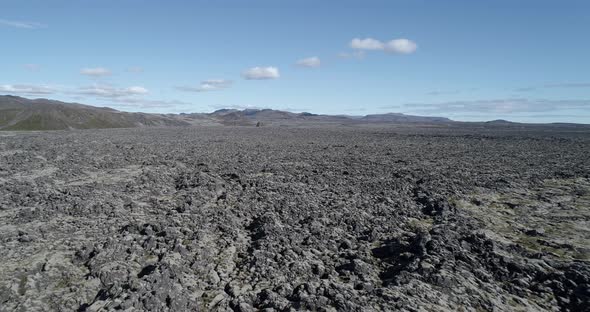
[349,37,417,55]
[0,83,151,100]
[385,39,417,54]
[296,56,321,68]
[350,38,384,50]
[0,84,56,95]
[177,79,233,92]
[80,67,112,77]
[242,67,280,80]
[0,19,46,29]
[76,85,148,98]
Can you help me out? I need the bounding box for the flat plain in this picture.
[0,125,589,311]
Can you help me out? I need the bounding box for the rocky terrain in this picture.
[0,125,589,311]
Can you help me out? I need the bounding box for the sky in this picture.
[1,0,589,123]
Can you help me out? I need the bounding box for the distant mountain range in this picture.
[0,95,587,130]
[183,108,453,127]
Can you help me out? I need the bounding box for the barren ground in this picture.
[0,126,589,311]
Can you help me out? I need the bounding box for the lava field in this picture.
[0,126,589,311]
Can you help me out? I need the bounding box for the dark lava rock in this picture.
[0,126,589,311]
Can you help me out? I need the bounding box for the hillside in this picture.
[207,109,453,126]
[0,95,190,130]
[1,96,460,130]
[5,95,586,131]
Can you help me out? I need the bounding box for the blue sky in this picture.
[1,0,589,123]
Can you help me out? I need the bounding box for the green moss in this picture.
[507,297,519,307]
[454,178,590,261]
[81,116,128,129]
[0,106,139,131]
[0,109,21,126]
[144,255,159,263]
[55,278,71,289]
[3,114,66,131]
[407,217,434,232]
[18,274,27,296]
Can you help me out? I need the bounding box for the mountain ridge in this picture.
[2,95,588,130]
[0,95,190,130]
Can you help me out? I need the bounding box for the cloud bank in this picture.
[0,84,56,95]
[76,85,148,98]
[401,98,590,114]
